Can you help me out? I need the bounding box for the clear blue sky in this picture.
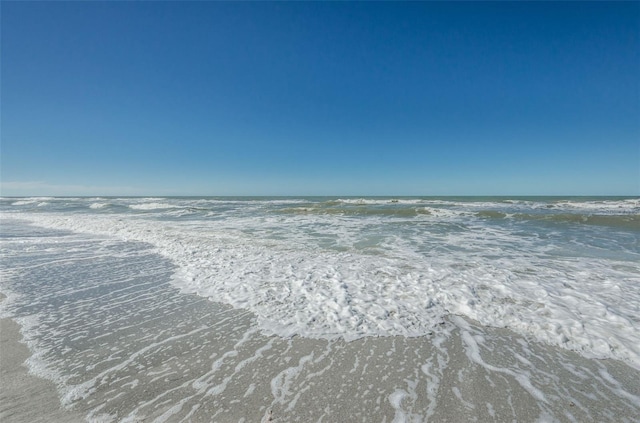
[2,2,639,196]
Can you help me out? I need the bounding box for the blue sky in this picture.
[2,2,638,196]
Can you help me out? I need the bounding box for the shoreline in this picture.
[0,317,84,423]
[3,312,640,422]
[1,219,639,422]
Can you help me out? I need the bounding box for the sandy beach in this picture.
[1,316,84,423]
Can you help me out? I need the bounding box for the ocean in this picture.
[1,196,639,422]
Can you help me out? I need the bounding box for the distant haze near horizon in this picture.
[2,2,639,197]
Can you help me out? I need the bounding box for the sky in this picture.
[1,1,639,196]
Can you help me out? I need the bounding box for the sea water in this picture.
[1,196,639,421]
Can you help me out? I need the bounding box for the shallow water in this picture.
[1,197,639,421]
[1,221,639,422]
[2,197,639,365]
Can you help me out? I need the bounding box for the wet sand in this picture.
[2,310,639,422]
[1,317,83,423]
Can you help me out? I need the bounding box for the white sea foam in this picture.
[335,198,426,205]
[12,199,39,206]
[550,199,640,214]
[5,197,640,369]
[129,203,179,210]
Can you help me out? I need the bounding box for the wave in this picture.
[277,206,439,218]
[10,210,640,370]
[89,202,108,209]
[128,203,180,210]
[12,199,47,206]
[549,198,640,213]
[332,198,428,205]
